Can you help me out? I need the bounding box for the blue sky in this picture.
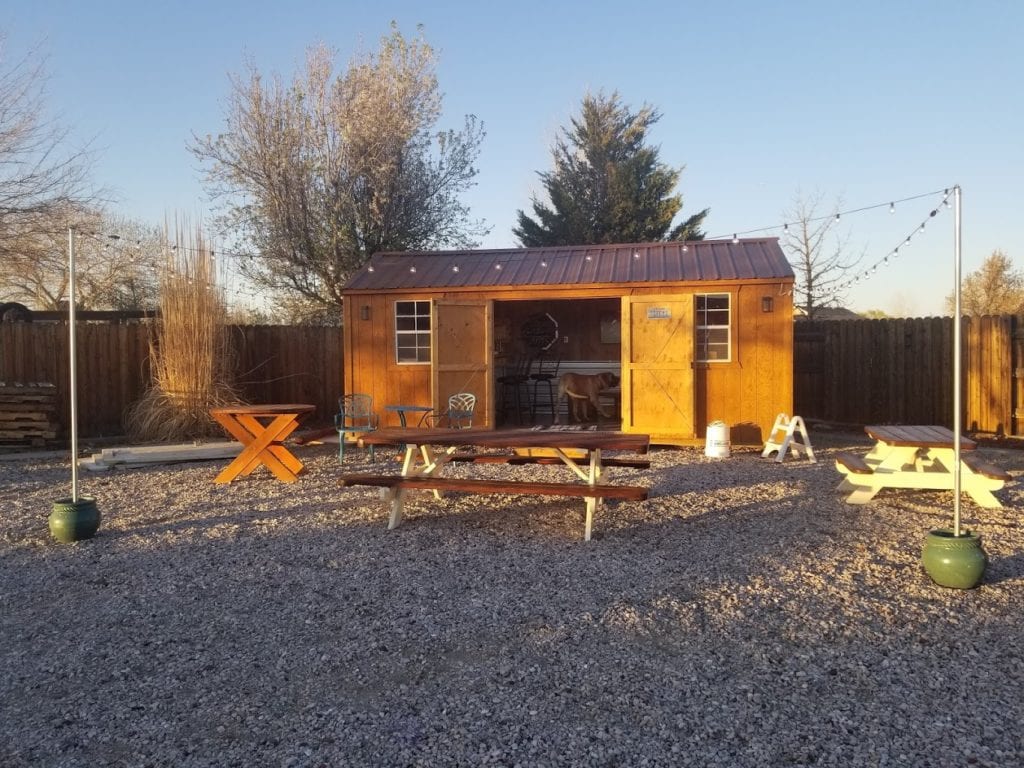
[4,0,1021,316]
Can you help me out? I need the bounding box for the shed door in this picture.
[621,295,695,439]
[431,300,493,428]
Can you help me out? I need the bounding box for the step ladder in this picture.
[761,413,816,463]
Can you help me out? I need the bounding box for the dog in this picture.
[555,372,620,424]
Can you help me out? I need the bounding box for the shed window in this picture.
[696,294,731,362]
[395,301,431,363]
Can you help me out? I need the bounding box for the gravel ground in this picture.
[1,430,1022,768]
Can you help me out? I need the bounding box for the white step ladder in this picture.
[761,413,816,463]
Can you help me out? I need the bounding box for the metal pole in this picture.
[952,185,962,536]
[68,228,79,502]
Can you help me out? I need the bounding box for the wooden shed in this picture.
[341,238,795,446]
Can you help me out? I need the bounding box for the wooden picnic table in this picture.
[210,404,315,484]
[342,427,651,541]
[834,424,1010,508]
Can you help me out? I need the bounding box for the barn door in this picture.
[621,295,695,440]
[431,300,493,428]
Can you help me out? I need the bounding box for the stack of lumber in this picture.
[79,441,242,471]
[0,382,59,446]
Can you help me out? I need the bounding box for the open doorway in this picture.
[493,298,621,427]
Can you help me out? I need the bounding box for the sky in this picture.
[4,0,1022,317]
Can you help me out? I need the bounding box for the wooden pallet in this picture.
[0,383,59,446]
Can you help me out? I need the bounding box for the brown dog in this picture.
[555,372,620,424]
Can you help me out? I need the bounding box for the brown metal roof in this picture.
[342,238,794,292]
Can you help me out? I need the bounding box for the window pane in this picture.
[707,309,729,326]
[706,328,729,345]
[396,343,417,362]
[396,317,416,331]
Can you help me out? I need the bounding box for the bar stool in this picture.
[497,356,532,425]
[529,354,560,423]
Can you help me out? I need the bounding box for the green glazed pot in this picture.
[49,497,101,543]
[921,528,986,589]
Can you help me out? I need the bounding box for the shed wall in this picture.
[344,280,793,444]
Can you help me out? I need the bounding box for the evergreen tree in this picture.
[514,92,707,246]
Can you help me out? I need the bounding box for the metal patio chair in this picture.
[335,393,378,463]
[420,392,477,429]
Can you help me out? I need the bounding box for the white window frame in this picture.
[394,300,431,364]
[696,293,731,363]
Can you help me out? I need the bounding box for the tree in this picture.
[781,191,861,320]
[0,207,163,310]
[0,34,98,267]
[190,26,486,320]
[945,250,1024,315]
[513,91,708,247]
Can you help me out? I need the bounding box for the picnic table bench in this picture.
[835,424,1011,507]
[347,427,652,540]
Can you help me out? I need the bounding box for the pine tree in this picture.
[513,92,707,247]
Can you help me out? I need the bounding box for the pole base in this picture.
[921,528,987,589]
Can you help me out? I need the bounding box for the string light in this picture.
[827,187,954,301]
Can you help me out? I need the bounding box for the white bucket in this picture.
[704,420,731,458]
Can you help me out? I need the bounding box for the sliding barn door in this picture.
[621,295,695,441]
[431,300,493,427]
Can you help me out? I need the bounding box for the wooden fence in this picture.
[0,322,343,439]
[795,315,1018,435]
[3,315,1021,441]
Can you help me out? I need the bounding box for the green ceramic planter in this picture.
[921,528,986,589]
[49,497,101,543]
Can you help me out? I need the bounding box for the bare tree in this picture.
[781,191,861,319]
[945,250,1024,315]
[190,26,486,316]
[0,206,163,310]
[0,34,98,267]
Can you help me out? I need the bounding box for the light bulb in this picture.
[889,202,895,213]
[732,234,739,243]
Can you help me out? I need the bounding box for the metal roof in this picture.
[342,238,794,293]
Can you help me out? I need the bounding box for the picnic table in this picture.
[340,427,651,541]
[834,424,1010,508]
[210,404,315,484]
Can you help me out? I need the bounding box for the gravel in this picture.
[1,432,1022,767]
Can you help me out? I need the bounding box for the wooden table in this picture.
[210,404,315,484]
[344,427,651,540]
[834,424,1008,508]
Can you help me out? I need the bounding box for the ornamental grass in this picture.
[126,224,242,442]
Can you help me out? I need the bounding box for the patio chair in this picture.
[335,393,378,463]
[419,392,477,429]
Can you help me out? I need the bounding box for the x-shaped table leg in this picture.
[214,412,305,483]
